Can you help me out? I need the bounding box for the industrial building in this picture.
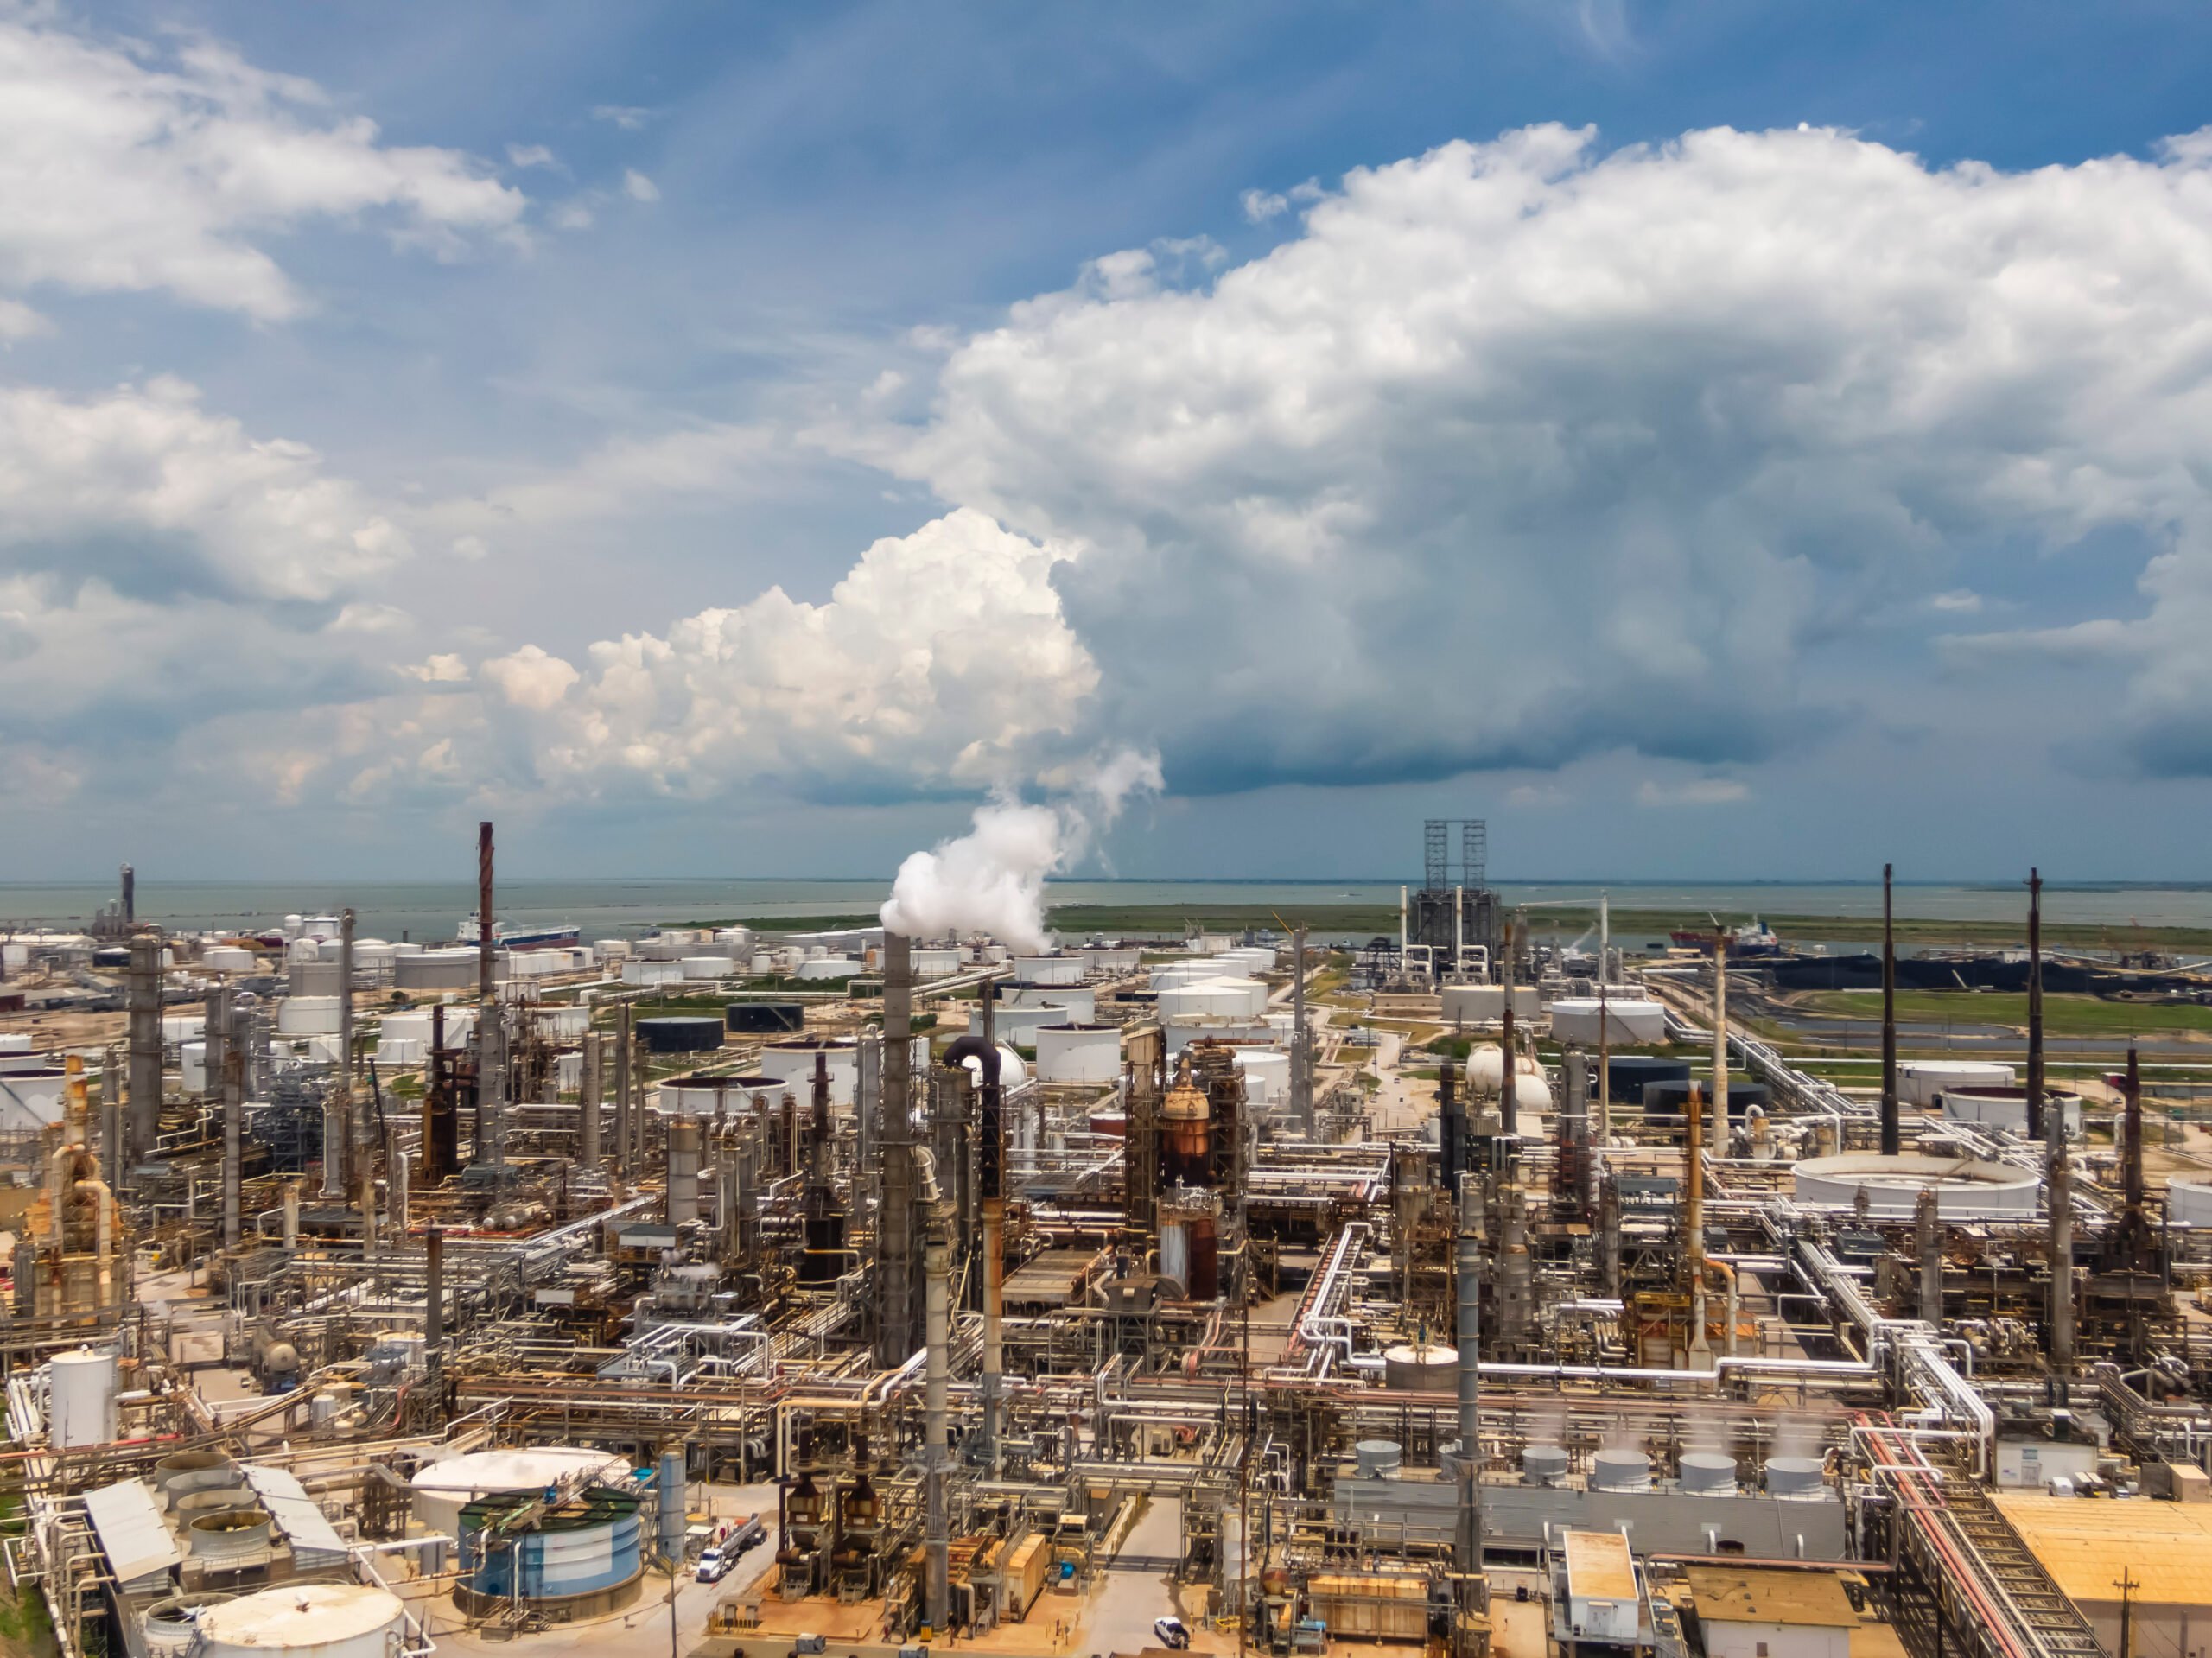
[0,839,2203,1658]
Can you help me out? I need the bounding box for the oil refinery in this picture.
[0,826,2205,1658]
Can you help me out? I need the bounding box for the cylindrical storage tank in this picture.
[1522,1445,1570,1487]
[966,1003,1063,1045]
[1602,1055,1691,1104]
[187,1509,273,1562]
[203,945,257,974]
[353,939,396,971]
[180,1042,207,1095]
[48,1349,118,1448]
[725,1001,805,1035]
[759,1039,858,1106]
[593,939,631,963]
[1639,1078,1771,1122]
[912,948,963,979]
[458,1488,644,1610]
[0,1068,67,1127]
[791,956,861,981]
[275,995,341,1037]
[1592,1451,1652,1493]
[395,949,482,991]
[635,1017,723,1055]
[1149,962,1215,994]
[1037,1023,1122,1084]
[1898,1059,2015,1108]
[194,1585,405,1658]
[1354,1440,1402,1480]
[1679,1452,1738,1496]
[1233,1049,1290,1108]
[143,1596,228,1657]
[1014,954,1085,987]
[680,957,734,980]
[2168,1178,2212,1226]
[657,1446,686,1564]
[1546,998,1670,1045]
[621,959,683,987]
[537,1006,590,1042]
[1939,1087,2083,1139]
[410,1446,628,1538]
[1440,984,1541,1024]
[1382,1343,1459,1392]
[1790,1153,2039,1218]
[1004,984,1096,1020]
[1764,1456,1827,1498]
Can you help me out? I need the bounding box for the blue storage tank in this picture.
[457,1486,645,1614]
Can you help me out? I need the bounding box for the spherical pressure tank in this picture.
[1790,1153,2038,1218]
[1382,1343,1459,1392]
[1679,1452,1738,1496]
[1602,1055,1691,1104]
[194,1584,405,1658]
[1037,1023,1122,1084]
[1522,1445,1570,1487]
[1354,1439,1403,1479]
[410,1446,628,1538]
[48,1348,118,1449]
[1592,1450,1652,1493]
[636,1016,723,1055]
[1764,1456,1827,1498]
[1465,1045,1553,1113]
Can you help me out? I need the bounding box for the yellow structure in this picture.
[1991,1494,2212,1658]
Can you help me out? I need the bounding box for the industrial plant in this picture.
[0,823,2206,1658]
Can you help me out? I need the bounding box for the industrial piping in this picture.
[941,1011,1006,1471]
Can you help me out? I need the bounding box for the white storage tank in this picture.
[622,959,683,987]
[1382,1343,1458,1391]
[760,1039,859,1106]
[194,1583,405,1658]
[680,956,732,979]
[1791,1153,2038,1217]
[1678,1452,1738,1495]
[275,996,342,1038]
[180,1042,207,1095]
[1441,984,1541,1024]
[1545,998,1669,1045]
[1764,1456,1827,1498]
[1004,984,1096,1020]
[48,1348,117,1448]
[1149,962,1216,994]
[1233,1049,1290,1108]
[1037,1023,1121,1084]
[593,939,631,963]
[1591,1450,1652,1493]
[791,956,861,981]
[912,948,964,979]
[1015,954,1086,988]
[1940,1088,2083,1139]
[966,1003,1065,1045]
[1899,1060,2015,1108]
[410,1446,627,1537]
[2167,1178,2212,1226]
[203,944,257,974]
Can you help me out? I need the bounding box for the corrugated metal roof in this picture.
[1684,1566,1858,1628]
[1991,1493,2212,1607]
[239,1464,348,1565]
[82,1478,178,1585]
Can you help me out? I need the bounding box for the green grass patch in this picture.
[1789,989,2212,1036]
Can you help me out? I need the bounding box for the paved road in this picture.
[1088,1496,1191,1657]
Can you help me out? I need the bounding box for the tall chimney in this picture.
[99,1046,121,1192]
[876,934,918,1366]
[120,863,135,925]
[2026,869,2045,1144]
[1454,1177,1484,1594]
[1498,918,1518,1137]
[1880,863,1899,1157]
[2123,1045,2145,1216]
[425,1225,446,1353]
[125,931,162,1169]
[1709,935,1730,1155]
[477,821,495,1001]
[922,1195,952,1632]
[613,1007,632,1177]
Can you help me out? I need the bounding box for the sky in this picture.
[8,0,2212,884]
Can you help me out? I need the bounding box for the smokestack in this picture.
[1686,1082,1713,1369]
[99,1047,121,1193]
[1560,1048,1588,1213]
[1596,891,1611,1175]
[579,1032,601,1170]
[1881,864,1899,1157]
[422,1002,457,1185]
[613,1007,632,1176]
[1599,1171,1622,1299]
[425,1225,445,1352]
[1399,885,1408,975]
[1291,924,1313,1137]
[940,1002,1006,1471]
[1438,1055,1463,1192]
[876,934,919,1367]
[1498,917,1518,1137]
[221,1002,243,1251]
[2045,883,2074,1385]
[922,1191,951,1632]
[126,931,162,1170]
[477,821,495,1001]
[1916,1186,1941,1322]
[1454,1178,1484,1590]
[2026,868,2045,1144]
[1709,935,1729,1154]
[2123,1045,2145,1215]
[120,863,134,925]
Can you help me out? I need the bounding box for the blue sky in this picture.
[6,1,2212,884]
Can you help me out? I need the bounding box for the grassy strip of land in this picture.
[669,903,2212,953]
[1788,989,2212,1036]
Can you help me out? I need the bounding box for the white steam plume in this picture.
[880,746,1162,952]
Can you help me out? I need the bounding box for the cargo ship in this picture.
[455,914,583,950]
[1669,917,1783,957]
